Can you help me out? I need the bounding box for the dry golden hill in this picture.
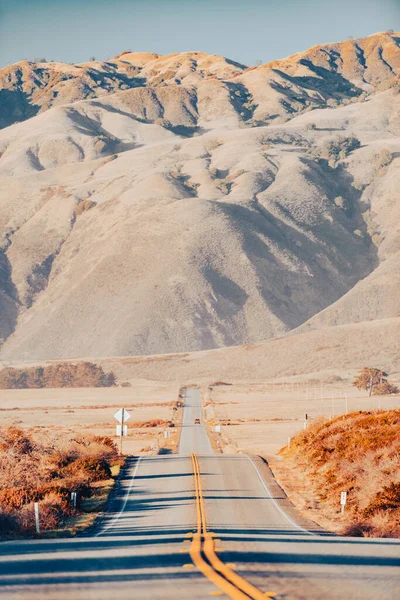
[0,32,399,361]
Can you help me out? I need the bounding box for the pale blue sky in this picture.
[0,0,399,67]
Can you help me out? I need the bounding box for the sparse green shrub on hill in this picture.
[333,196,350,211]
[352,179,365,191]
[374,148,393,170]
[320,134,360,166]
[154,117,172,129]
[0,362,116,389]
[115,50,133,59]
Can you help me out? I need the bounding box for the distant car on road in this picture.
[194,418,201,424]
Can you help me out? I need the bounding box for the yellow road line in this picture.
[190,454,270,600]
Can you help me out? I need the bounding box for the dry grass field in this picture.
[203,379,400,457]
[0,381,180,456]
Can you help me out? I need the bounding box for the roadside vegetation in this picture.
[0,362,116,389]
[279,409,400,537]
[0,427,120,537]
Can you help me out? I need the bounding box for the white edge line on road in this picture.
[247,455,315,536]
[95,456,143,537]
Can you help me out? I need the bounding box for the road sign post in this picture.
[340,491,347,514]
[114,408,131,455]
[34,502,40,534]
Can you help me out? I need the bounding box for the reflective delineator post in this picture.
[340,491,347,514]
[34,502,40,534]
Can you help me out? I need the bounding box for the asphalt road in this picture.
[0,387,399,599]
[178,387,213,455]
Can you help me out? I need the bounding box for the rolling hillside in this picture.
[0,32,399,361]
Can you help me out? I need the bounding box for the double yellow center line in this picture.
[190,454,270,600]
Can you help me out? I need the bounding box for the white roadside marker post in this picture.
[71,492,77,509]
[340,491,347,514]
[34,502,40,534]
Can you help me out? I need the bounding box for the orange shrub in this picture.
[280,410,400,537]
[0,427,118,537]
[60,457,112,482]
[75,199,96,216]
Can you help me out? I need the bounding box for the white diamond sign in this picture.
[114,408,131,423]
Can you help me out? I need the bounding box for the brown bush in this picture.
[280,410,400,537]
[61,457,112,482]
[91,435,116,449]
[0,362,116,389]
[342,521,373,537]
[75,199,96,216]
[115,50,133,59]
[364,483,400,516]
[373,381,399,396]
[0,426,35,453]
[38,493,71,530]
[0,427,117,537]
[0,487,38,509]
